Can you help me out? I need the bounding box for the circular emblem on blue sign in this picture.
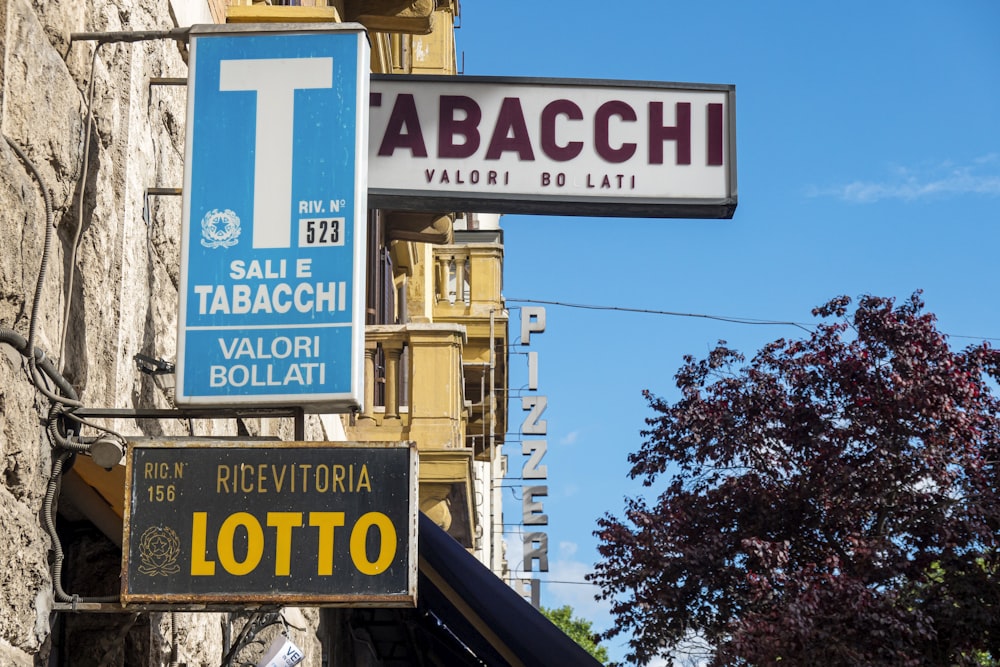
[200,208,241,248]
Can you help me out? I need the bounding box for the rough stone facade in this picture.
[1,0,329,663]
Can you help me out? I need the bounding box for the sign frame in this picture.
[176,23,369,412]
[120,439,418,608]
[368,74,737,218]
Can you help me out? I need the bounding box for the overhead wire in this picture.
[506,578,596,587]
[507,298,1000,342]
[508,298,817,334]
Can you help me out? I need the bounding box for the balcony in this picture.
[224,0,345,24]
[223,0,446,35]
[345,322,476,545]
[431,238,508,457]
[432,242,504,319]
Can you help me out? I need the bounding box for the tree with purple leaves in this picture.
[592,293,1000,666]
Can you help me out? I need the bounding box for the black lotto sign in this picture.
[121,441,417,607]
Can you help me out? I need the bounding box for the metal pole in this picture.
[70,28,191,44]
[489,308,497,571]
[294,407,306,441]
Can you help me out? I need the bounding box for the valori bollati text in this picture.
[210,335,325,388]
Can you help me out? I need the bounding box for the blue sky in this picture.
[457,2,1000,663]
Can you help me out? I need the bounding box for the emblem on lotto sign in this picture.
[200,209,242,249]
[138,525,182,576]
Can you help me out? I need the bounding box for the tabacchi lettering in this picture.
[192,281,346,316]
[374,92,723,166]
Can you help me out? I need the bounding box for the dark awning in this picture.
[418,513,604,667]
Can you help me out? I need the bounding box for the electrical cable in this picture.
[0,329,82,407]
[1,139,81,407]
[2,136,51,366]
[2,66,123,609]
[0,331,115,606]
[9,27,195,614]
[46,405,98,452]
[0,331,114,603]
[169,611,180,667]
[59,43,103,374]
[60,410,127,442]
[43,450,118,603]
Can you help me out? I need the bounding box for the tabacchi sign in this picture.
[176,24,369,411]
[368,75,736,218]
[121,441,417,607]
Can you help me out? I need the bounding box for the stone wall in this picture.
[0,0,328,663]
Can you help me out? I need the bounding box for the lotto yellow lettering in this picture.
[190,510,397,577]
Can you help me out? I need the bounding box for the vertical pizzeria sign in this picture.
[517,307,549,608]
[176,24,369,411]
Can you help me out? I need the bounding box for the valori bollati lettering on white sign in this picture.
[368,75,737,219]
[176,24,369,411]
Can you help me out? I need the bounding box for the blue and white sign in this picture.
[177,24,369,411]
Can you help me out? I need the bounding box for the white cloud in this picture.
[806,155,1000,203]
[558,540,578,558]
[560,430,580,445]
[545,557,607,624]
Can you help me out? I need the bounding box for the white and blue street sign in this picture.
[177,25,369,411]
